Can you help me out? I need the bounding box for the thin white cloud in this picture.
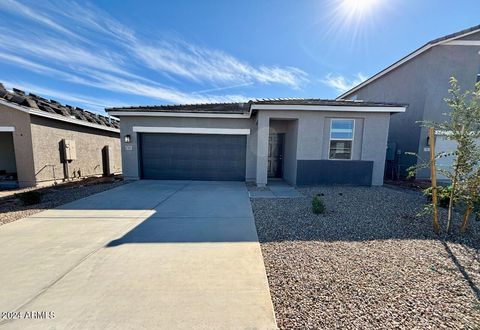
[321,73,367,93]
[77,69,250,104]
[0,0,307,105]
[0,0,82,40]
[132,40,309,89]
[37,0,136,42]
[0,30,128,77]
[0,52,249,105]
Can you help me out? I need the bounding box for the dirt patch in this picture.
[0,176,126,226]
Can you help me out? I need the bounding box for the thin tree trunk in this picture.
[447,126,465,234]
[446,169,458,234]
[428,128,440,234]
[460,201,474,233]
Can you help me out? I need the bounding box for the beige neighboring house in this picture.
[0,83,121,188]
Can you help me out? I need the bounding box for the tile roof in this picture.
[0,83,119,129]
[107,102,250,114]
[252,98,406,107]
[106,98,406,114]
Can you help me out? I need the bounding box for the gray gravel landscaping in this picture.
[0,177,125,226]
[252,186,480,329]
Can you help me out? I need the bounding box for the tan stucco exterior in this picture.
[0,103,121,188]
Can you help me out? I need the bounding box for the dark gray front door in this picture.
[268,133,284,178]
[140,133,246,181]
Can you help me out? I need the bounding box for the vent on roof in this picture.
[13,88,25,96]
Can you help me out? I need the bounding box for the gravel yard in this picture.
[252,186,480,329]
[0,177,125,226]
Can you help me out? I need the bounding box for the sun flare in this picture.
[339,0,380,19]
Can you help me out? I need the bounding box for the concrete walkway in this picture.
[249,180,303,198]
[0,181,276,330]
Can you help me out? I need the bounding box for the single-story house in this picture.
[0,84,122,188]
[107,99,406,186]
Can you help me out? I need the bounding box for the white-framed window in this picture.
[329,119,355,160]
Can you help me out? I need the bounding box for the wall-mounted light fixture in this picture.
[124,134,131,143]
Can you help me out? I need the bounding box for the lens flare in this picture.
[339,0,380,20]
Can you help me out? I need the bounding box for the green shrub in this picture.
[16,191,42,206]
[423,185,452,208]
[312,195,326,214]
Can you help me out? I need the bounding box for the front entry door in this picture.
[268,133,285,178]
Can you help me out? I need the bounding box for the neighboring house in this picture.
[107,99,406,187]
[0,84,121,188]
[338,24,480,180]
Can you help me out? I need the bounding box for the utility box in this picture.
[63,139,77,161]
[386,142,397,161]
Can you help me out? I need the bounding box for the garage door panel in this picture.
[140,133,246,181]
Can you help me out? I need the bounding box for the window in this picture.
[329,119,354,160]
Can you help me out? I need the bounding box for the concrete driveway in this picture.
[0,181,276,330]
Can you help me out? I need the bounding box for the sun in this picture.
[338,0,380,19]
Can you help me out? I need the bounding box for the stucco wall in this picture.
[29,115,121,184]
[118,116,256,180]
[257,110,390,186]
[0,104,35,187]
[417,44,480,178]
[117,110,390,186]
[344,42,480,178]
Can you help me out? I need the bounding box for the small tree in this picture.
[410,77,480,234]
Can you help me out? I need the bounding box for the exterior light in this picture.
[124,135,131,143]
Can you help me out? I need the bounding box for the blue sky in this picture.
[0,0,479,114]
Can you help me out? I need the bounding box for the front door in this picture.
[268,133,284,178]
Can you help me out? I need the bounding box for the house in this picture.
[107,99,406,187]
[0,84,121,188]
[337,25,480,180]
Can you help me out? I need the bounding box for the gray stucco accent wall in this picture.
[296,160,373,186]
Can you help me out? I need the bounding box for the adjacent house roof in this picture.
[107,98,407,116]
[337,24,480,99]
[0,83,119,131]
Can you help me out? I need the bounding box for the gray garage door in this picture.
[140,133,247,181]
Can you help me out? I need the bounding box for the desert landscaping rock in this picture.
[0,178,125,226]
[252,186,480,329]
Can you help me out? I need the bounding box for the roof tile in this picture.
[0,83,119,129]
